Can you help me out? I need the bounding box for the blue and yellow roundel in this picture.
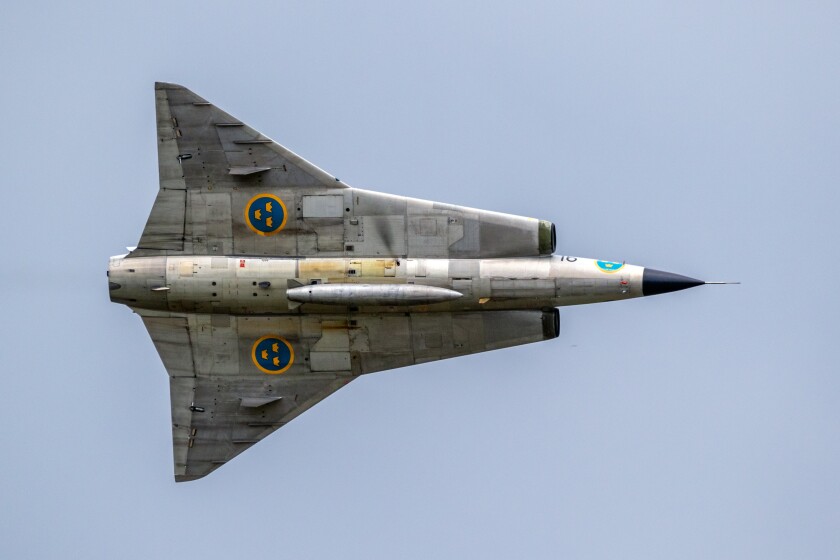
[251,335,295,375]
[595,260,625,273]
[245,193,287,236]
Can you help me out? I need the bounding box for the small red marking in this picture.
[620,280,628,285]
[239,259,245,268]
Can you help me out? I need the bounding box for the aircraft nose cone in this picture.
[642,268,704,296]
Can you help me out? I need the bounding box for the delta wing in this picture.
[139,308,558,481]
[133,83,555,260]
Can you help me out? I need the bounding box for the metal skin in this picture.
[110,255,643,314]
[286,283,463,306]
[110,83,710,482]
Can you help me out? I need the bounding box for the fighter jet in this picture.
[109,83,726,482]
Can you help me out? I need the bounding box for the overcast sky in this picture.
[2,1,839,558]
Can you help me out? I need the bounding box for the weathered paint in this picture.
[110,83,707,483]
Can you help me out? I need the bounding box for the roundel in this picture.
[251,335,295,374]
[244,193,288,236]
[595,260,625,273]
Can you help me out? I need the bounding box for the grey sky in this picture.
[2,1,839,558]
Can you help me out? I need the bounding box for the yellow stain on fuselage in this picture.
[360,259,397,277]
[299,260,345,277]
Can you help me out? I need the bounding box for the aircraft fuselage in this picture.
[109,255,644,315]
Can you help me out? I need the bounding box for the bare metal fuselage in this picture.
[109,255,642,316]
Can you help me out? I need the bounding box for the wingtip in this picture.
[174,473,207,483]
[155,81,185,91]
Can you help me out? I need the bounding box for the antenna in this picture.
[704,281,741,285]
